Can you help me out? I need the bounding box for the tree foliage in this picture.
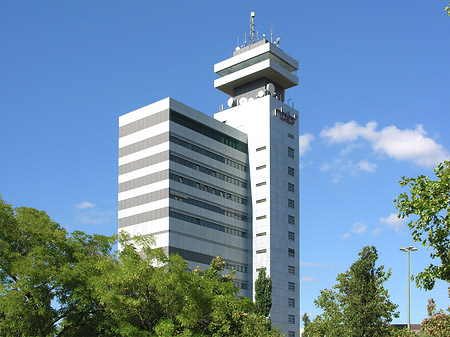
[0,196,116,336]
[254,267,272,318]
[446,1,450,16]
[301,313,311,337]
[304,246,399,337]
[0,196,282,336]
[395,160,450,290]
[421,288,450,337]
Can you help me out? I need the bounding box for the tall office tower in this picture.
[118,20,299,336]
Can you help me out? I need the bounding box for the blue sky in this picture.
[1,0,449,326]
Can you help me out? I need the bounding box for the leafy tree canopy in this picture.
[0,196,282,336]
[304,246,401,337]
[395,160,450,290]
[254,267,272,318]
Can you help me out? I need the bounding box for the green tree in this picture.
[305,246,399,337]
[254,267,272,318]
[420,289,450,337]
[395,160,450,290]
[302,313,311,337]
[0,195,116,336]
[446,1,450,16]
[0,196,283,336]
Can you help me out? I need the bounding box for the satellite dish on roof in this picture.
[239,97,248,105]
[248,97,254,102]
[257,90,264,98]
[227,97,236,108]
[266,83,275,96]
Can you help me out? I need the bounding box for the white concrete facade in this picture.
[118,38,299,337]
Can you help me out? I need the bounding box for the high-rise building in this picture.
[118,20,299,336]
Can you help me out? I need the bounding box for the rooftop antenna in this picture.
[271,26,273,43]
[250,12,255,44]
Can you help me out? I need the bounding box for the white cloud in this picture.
[320,121,448,168]
[75,209,115,225]
[301,276,319,283]
[380,213,406,232]
[343,222,367,239]
[300,261,337,268]
[372,227,383,235]
[350,222,367,234]
[299,133,315,156]
[75,201,95,209]
[357,160,376,172]
[342,233,351,239]
[320,121,377,143]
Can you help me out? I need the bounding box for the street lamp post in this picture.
[399,245,417,330]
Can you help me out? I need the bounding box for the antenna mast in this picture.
[250,12,255,44]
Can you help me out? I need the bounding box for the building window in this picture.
[170,110,248,153]
[288,282,295,291]
[288,248,295,258]
[169,210,247,238]
[288,199,295,209]
[288,265,295,275]
[288,182,295,192]
[288,215,295,225]
[288,147,294,159]
[256,165,266,170]
[288,298,295,308]
[256,181,266,187]
[256,215,266,220]
[288,332,295,337]
[288,231,295,241]
[170,153,247,188]
[288,315,295,324]
[256,249,267,254]
[170,172,247,206]
[170,135,247,172]
[288,133,294,139]
[256,198,266,204]
[256,146,266,151]
[288,166,295,176]
[256,232,266,237]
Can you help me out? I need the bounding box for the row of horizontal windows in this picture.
[288,265,295,275]
[288,231,295,241]
[256,181,266,187]
[169,210,247,238]
[288,215,295,225]
[233,281,248,290]
[256,249,266,254]
[288,182,295,193]
[256,198,266,204]
[288,248,295,258]
[288,166,295,176]
[288,147,294,159]
[225,263,248,274]
[170,135,247,172]
[256,215,266,220]
[288,298,296,308]
[170,192,247,222]
[288,199,295,209]
[256,146,266,151]
[170,154,247,188]
[288,332,295,337]
[169,172,247,205]
[288,315,295,324]
[256,232,266,237]
[170,110,248,154]
[288,282,295,291]
[256,165,266,170]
